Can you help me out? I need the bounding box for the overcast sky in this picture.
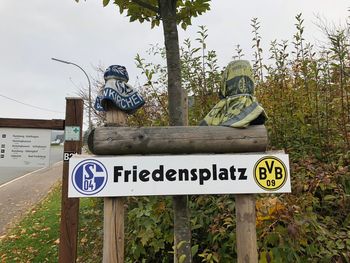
[0,0,348,127]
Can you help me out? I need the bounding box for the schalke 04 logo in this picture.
[71,159,108,195]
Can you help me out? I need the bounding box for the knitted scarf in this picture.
[200,60,267,128]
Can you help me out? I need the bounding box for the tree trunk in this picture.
[159,0,192,262]
[159,0,187,127]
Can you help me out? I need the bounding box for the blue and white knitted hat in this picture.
[104,65,129,82]
[94,65,144,114]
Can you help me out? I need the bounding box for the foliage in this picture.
[124,14,350,262]
[257,13,350,159]
[78,16,350,261]
[98,0,210,30]
[125,196,174,262]
[129,26,221,127]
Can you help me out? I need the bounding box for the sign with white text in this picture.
[68,154,291,197]
[0,128,51,167]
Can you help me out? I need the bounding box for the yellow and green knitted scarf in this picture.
[200,60,267,128]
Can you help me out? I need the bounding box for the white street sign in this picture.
[68,154,291,197]
[64,126,81,141]
[0,128,51,167]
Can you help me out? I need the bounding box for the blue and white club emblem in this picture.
[71,159,108,195]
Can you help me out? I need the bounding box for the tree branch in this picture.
[131,0,159,14]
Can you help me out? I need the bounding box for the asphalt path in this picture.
[0,146,63,186]
[0,161,63,235]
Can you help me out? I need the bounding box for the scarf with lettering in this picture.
[95,65,145,113]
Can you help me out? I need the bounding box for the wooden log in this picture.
[103,103,126,263]
[88,125,267,155]
[235,194,258,263]
[0,118,65,130]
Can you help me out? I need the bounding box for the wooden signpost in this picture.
[62,64,290,263]
[87,124,268,262]
[58,98,83,263]
[81,123,283,263]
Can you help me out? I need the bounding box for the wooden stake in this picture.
[103,102,127,263]
[235,194,258,263]
[58,98,83,263]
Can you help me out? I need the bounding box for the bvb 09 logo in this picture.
[72,159,108,195]
[254,156,287,191]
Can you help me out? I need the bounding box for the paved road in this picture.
[0,161,63,235]
[0,146,63,186]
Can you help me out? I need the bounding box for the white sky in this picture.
[0,0,348,127]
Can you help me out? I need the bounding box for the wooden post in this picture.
[59,98,83,263]
[235,151,284,262]
[235,195,258,263]
[103,102,126,263]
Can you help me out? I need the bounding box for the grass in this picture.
[0,183,104,263]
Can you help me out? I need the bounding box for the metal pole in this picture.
[51,58,92,130]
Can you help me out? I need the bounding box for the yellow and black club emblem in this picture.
[254,156,287,191]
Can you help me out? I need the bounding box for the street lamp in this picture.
[51,57,92,131]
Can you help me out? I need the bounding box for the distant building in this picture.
[51,133,64,145]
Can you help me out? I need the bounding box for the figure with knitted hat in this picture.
[95,65,145,114]
[200,60,267,128]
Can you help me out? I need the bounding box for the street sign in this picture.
[68,153,290,197]
[0,128,51,167]
[64,126,81,141]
